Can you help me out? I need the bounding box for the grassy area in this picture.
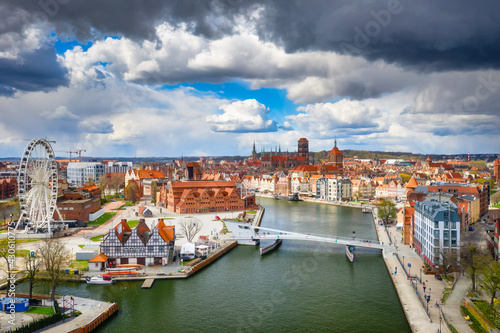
[127,220,139,228]
[473,300,500,329]
[88,212,116,226]
[15,250,30,257]
[461,305,488,333]
[16,238,41,243]
[25,306,55,315]
[246,210,257,214]
[124,201,138,206]
[90,235,104,242]
[78,245,85,249]
[70,260,89,271]
[449,324,459,333]
[442,288,452,303]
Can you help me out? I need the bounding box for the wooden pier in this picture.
[141,278,155,289]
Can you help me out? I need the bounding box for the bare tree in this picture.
[98,174,108,199]
[179,218,203,243]
[36,238,72,301]
[461,242,490,291]
[0,238,17,282]
[22,253,40,299]
[110,173,125,197]
[438,248,459,279]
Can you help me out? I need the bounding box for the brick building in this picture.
[0,178,17,199]
[158,180,257,214]
[56,191,101,222]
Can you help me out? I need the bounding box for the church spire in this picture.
[334,137,337,148]
[252,140,256,154]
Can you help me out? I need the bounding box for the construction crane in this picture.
[55,149,86,162]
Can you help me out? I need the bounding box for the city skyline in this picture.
[1,1,499,158]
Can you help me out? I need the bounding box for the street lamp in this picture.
[420,268,422,283]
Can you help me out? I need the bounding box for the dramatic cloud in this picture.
[0,45,68,96]
[206,99,277,132]
[0,1,499,157]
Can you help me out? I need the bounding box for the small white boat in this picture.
[346,245,354,263]
[86,275,115,285]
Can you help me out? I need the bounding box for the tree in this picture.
[480,259,500,306]
[98,174,108,199]
[36,238,72,300]
[400,173,411,184]
[0,204,9,225]
[378,199,397,224]
[438,248,459,279]
[125,181,139,203]
[110,173,125,197]
[491,191,500,206]
[85,175,95,186]
[179,218,203,243]
[0,238,17,282]
[461,243,490,291]
[22,253,40,299]
[151,181,158,204]
[470,160,487,170]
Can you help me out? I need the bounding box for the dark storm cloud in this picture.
[4,0,500,72]
[0,46,68,96]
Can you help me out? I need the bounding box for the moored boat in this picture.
[273,193,301,201]
[86,275,115,285]
[260,238,282,255]
[346,245,354,263]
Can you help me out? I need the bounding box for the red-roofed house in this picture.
[99,218,175,266]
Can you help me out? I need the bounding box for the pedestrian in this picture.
[423,286,426,292]
[435,301,439,308]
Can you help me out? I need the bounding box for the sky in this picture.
[1,0,499,158]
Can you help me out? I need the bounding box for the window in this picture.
[434,230,440,239]
[443,230,449,239]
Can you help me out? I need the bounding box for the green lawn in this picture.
[25,307,55,315]
[473,300,500,329]
[15,250,30,257]
[90,235,104,242]
[442,288,452,303]
[246,210,257,214]
[461,305,488,333]
[78,245,85,249]
[127,220,139,228]
[71,260,89,271]
[16,238,41,243]
[88,212,116,226]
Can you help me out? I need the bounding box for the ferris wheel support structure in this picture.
[16,138,64,234]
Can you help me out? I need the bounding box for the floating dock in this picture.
[141,278,155,289]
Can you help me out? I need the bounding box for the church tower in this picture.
[298,138,309,159]
[252,141,257,161]
[327,138,343,173]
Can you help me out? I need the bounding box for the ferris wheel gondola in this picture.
[16,138,63,234]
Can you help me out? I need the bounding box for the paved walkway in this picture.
[441,276,474,333]
[41,296,115,332]
[373,208,443,332]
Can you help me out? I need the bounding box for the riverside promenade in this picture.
[373,208,446,333]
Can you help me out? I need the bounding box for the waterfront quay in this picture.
[373,208,456,333]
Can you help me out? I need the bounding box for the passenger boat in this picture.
[86,275,115,285]
[273,193,301,201]
[346,245,355,263]
[260,239,282,255]
[106,264,144,272]
[362,206,370,213]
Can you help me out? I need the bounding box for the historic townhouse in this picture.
[96,219,175,268]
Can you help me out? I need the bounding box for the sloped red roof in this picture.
[89,253,108,263]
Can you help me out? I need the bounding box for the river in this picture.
[18,197,410,332]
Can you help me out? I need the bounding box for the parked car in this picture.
[469,226,475,231]
[435,274,442,281]
[175,233,185,238]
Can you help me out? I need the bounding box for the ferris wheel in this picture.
[16,138,63,233]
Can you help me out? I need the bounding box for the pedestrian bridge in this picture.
[225,221,394,251]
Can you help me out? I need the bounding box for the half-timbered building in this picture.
[98,219,175,266]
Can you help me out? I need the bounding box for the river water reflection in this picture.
[19,197,410,332]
